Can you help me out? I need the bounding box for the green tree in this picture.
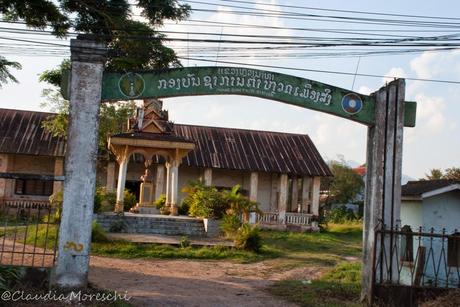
[0,0,191,85]
[322,160,364,204]
[443,167,460,180]
[424,168,443,180]
[0,56,21,87]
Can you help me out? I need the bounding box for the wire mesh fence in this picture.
[0,199,59,268]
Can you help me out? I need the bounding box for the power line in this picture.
[187,0,460,21]
[177,56,460,85]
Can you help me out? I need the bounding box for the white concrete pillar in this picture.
[301,177,312,213]
[249,172,258,202]
[291,177,299,212]
[269,173,278,212]
[203,168,212,186]
[165,162,171,205]
[278,174,288,223]
[115,157,128,213]
[53,157,64,194]
[154,164,165,200]
[106,161,116,192]
[54,37,106,289]
[169,160,179,216]
[311,177,321,215]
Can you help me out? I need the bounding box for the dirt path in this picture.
[89,256,317,307]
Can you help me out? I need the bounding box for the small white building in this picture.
[400,180,460,287]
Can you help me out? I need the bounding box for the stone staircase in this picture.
[95,213,208,237]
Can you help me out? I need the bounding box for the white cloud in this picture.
[410,49,460,79]
[357,85,372,95]
[382,67,407,84]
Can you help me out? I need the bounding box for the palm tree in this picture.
[0,56,21,87]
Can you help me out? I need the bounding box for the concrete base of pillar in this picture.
[169,204,178,216]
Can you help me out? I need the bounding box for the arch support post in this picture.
[53,36,107,290]
[361,79,405,305]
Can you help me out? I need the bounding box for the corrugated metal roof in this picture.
[0,108,331,176]
[174,124,331,176]
[402,179,460,197]
[0,108,66,157]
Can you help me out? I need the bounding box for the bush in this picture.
[185,181,227,219]
[222,185,261,222]
[94,187,118,213]
[0,266,23,291]
[48,191,63,223]
[234,223,262,252]
[179,236,191,248]
[178,198,190,216]
[220,214,241,239]
[326,206,359,224]
[154,194,166,209]
[91,221,109,242]
[123,190,137,211]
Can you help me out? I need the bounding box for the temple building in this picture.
[0,103,331,226]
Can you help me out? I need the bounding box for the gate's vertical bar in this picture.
[52,35,107,289]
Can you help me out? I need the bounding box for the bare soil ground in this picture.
[89,256,319,307]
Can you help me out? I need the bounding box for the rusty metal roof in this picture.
[0,108,66,157]
[174,124,332,177]
[0,108,331,176]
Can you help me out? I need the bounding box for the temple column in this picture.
[249,172,258,202]
[203,168,212,186]
[278,174,288,223]
[154,164,165,200]
[115,155,129,213]
[169,159,180,216]
[269,173,278,212]
[291,177,299,212]
[165,161,171,205]
[106,161,116,192]
[301,177,312,213]
[311,177,321,215]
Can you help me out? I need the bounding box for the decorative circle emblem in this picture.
[341,93,363,115]
[118,73,145,99]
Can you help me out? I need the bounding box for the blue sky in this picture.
[0,0,459,179]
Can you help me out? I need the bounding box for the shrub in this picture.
[48,191,63,223]
[154,194,166,209]
[185,181,227,219]
[0,266,23,291]
[234,223,262,252]
[222,185,261,222]
[220,214,241,239]
[179,236,191,248]
[123,190,137,211]
[326,205,358,224]
[94,187,118,213]
[178,198,190,216]
[91,221,109,243]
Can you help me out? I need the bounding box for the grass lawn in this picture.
[5,222,362,265]
[267,261,362,307]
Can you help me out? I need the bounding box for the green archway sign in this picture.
[62,66,416,127]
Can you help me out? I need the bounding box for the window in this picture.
[400,225,414,263]
[448,232,460,267]
[15,179,53,196]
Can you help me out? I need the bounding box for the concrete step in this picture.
[95,212,209,238]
